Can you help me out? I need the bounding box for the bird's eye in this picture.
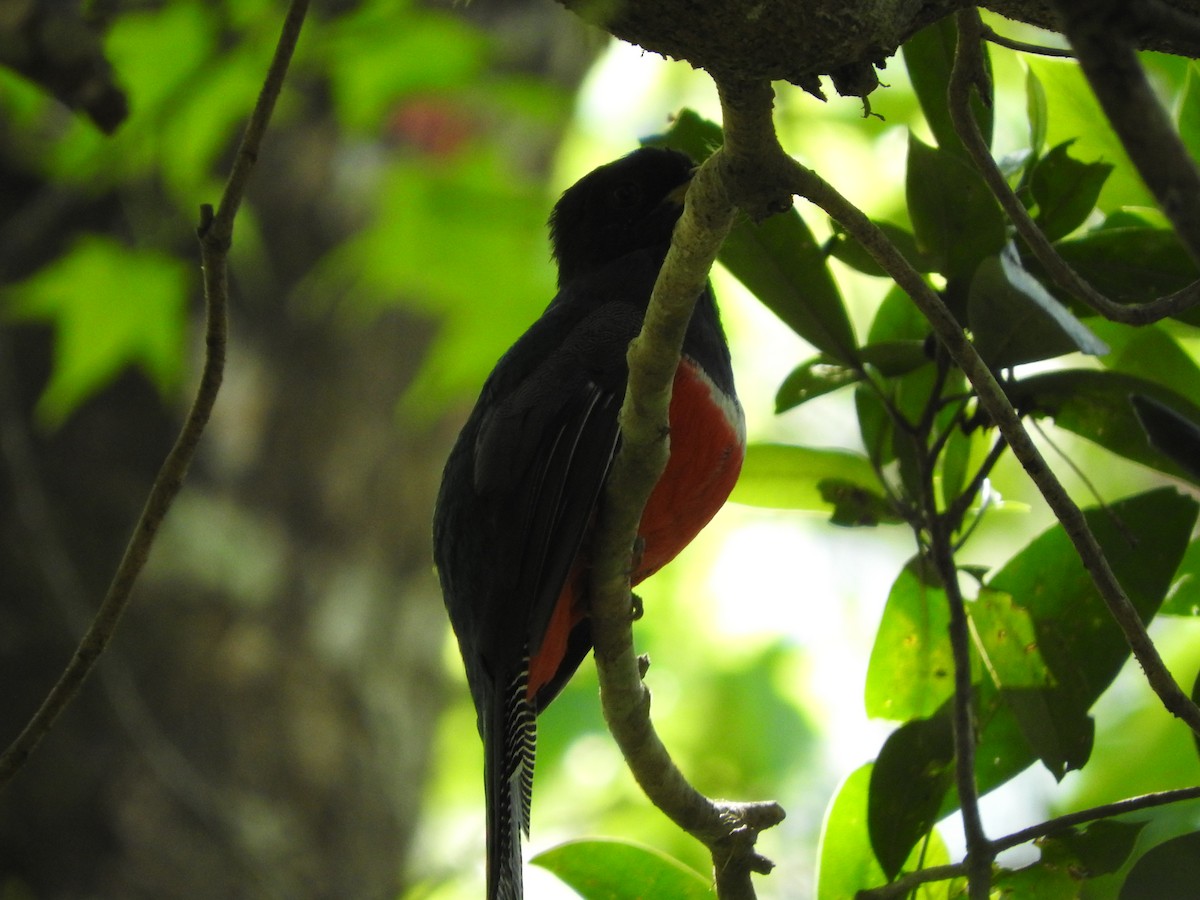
[610,181,643,210]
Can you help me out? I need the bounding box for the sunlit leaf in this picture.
[1176,62,1200,166]
[865,558,955,721]
[1027,65,1048,156]
[985,487,1197,777]
[729,443,883,512]
[3,236,189,427]
[532,838,714,899]
[970,587,1052,691]
[1161,538,1200,616]
[817,764,955,899]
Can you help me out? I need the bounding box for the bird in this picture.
[432,146,745,900]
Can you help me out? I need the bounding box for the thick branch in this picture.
[588,79,785,899]
[0,0,309,790]
[1050,0,1200,267]
[951,10,1200,325]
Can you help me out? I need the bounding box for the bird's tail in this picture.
[485,666,537,900]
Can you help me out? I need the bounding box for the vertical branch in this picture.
[0,0,310,790]
[1050,0,1200,266]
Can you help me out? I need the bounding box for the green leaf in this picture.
[869,712,957,881]
[531,838,714,900]
[1161,539,1200,616]
[649,109,857,361]
[865,558,955,721]
[992,861,1082,899]
[1177,62,1200,166]
[817,764,955,899]
[856,383,895,470]
[1031,140,1113,241]
[986,487,1198,777]
[902,17,993,157]
[720,211,857,362]
[828,220,936,277]
[968,243,1109,368]
[2,236,189,427]
[775,357,862,413]
[776,343,928,413]
[907,133,1007,278]
[1131,394,1200,482]
[939,424,973,511]
[644,108,724,163]
[1089,319,1200,394]
[970,588,1053,691]
[1053,222,1199,321]
[729,443,883,512]
[1120,832,1200,899]
[1027,66,1048,156]
[1010,369,1200,486]
[1040,819,1146,878]
[819,479,904,527]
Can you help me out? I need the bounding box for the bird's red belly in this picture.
[526,357,743,698]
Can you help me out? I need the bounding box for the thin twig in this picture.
[980,25,1074,58]
[952,10,1200,326]
[0,0,310,789]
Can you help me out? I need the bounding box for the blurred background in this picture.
[2,1,1200,897]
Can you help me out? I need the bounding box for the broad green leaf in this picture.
[720,212,856,362]
[856,383,895,470]
[868,712,956,881]
[649,110,857,362]
[1010,370,1200,486]
[2,236,189,427]
[1177,62,1200,167]
[1031,140,1112,241]
[1161,538,1200,616]
[902,17,993,157]
[865,558,955,721]
[968,243,1108,368]
[970,588,1052,691]
[817,764,955,899]
[1028,59,1149,210]
[868,284,930,343]
[643,107,724,163]
[939,423,973,512]
[1089,319,1200,396]
[775,343,927,413]
[729,443,883,512]
[986,487,1198,777]
[991,862,1082,899]
[1120,831,1200,899]
[1053,223,1200,323]
[1131,395,1200,482]
[532,838,713,900]
[775,357,862,413]
[1027,66,1048,156]
[907,133,1007,279]
[829,220,936,277]
[819,479,905,527]
[1040,819,1146,878]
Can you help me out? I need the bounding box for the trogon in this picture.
[433,146,744,900]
